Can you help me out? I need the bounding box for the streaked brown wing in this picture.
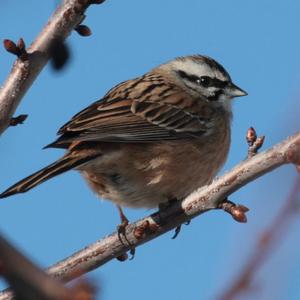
[49,75,211,147]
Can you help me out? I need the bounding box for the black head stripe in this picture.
[177,70,228,89]
[177,70,200,83]
[189,55,231,81]
[212,78,227,88]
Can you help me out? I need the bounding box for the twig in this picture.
[0,130,299,300]
[218,199,249,223]
[217,176,300,300]
[218,127,265,222]
[246,127,265,158]
[0,0,105,135]
[0,232,96,300]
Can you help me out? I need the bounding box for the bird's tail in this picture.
[0,153,99,199]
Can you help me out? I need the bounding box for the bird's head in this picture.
[159,55,247,110]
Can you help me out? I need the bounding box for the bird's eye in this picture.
[197,76,212,87]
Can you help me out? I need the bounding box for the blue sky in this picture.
[1,1,300,299]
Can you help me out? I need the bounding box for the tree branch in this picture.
[0,0,105,135]
[0,232,96,300]
[1,130,299,299]
[217,175,300,300]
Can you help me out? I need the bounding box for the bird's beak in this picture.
[226,83,248,98]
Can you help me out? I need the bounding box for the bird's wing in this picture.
[48,75,213,148]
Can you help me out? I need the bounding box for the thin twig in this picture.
[218,199,249,223]
[0,232,96,300]
[0,130,299,300]
[217,176,300,300]
[0,0,105,135]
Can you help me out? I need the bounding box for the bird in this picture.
[0,55,247,228]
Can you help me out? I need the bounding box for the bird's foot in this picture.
[172,221,191,239]
[158,199,189,239]
[117,216,129,237]
[116,205,136,260]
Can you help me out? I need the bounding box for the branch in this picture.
[1,130,299,299]
[0,0,105,135]
[0,232,96,300]
[217,176,300,300]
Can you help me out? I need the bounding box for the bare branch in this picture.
[0,232,96,300]
[217,176,300,300]
[0,130,299,299]
[0,0,105,135]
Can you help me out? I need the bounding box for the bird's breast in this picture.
[80,125,230,209]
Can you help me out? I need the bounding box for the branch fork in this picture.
[0,0,106,135]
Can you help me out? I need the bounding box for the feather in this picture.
[0,153,99,198]
[47,74,212,148]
